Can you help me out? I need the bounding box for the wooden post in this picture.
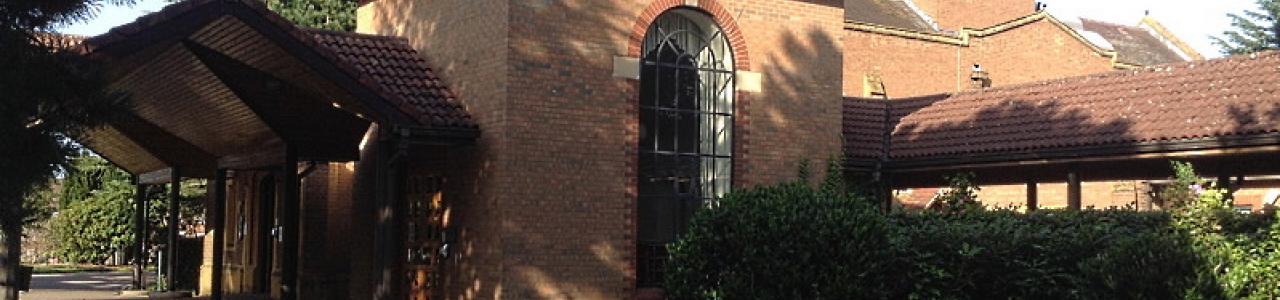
[166,168,181,291]
[1025,180,1038,212]
[211,169,227,300]
[132,181,147,290]
[878,173,893,212]
[281,148,300,300]
[1067,172,1082,210]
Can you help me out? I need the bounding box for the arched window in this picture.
[637,8,734,287]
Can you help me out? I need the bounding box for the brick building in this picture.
[69,0,1278,300]
[839,0,1251,211]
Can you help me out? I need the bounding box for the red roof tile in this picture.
[846,51,1280,162]
[307,29,474,128]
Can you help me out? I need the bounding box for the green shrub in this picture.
[665,161,1279,300]
[888,209,1205,300]
[666,162,896,299]
[49,187,135,263]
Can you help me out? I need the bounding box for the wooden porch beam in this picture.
[217,144,286,170]
[139,168,173,185]
[112,113,217,176]
[184,41,368,162]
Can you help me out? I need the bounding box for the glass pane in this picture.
[677,112,699,154]
[656,110,676,152]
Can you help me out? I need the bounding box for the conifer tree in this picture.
[0,0,132,297]
[1213,0,1280,55]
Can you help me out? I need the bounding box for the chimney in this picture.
[969,64,991,90]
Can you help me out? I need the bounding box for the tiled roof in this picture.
[308,29,474,129]
[846,51,1280,162]
[844,94,948,160]
[78,0,475,130]
[844,98,889,159]
[845,0,936,32]
[1079,18,1185,66]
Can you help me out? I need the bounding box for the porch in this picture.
[72,0,475,299]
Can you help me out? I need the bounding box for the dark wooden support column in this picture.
[132,181,147,290]
[211,169,227,300]
[1067,172,1082,210]
[1025,180,1038,212]
[878,173,894,212]
[166,167,181,291]
[281,148,300,300]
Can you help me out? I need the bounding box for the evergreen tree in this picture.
[0,0,133,297]
[1213,0,1280,55]
[265,0,356,31]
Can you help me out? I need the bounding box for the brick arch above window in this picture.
[628,0,752,72]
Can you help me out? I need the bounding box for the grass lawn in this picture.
[31,264,133,274]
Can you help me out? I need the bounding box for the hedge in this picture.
[666,163,1279,300]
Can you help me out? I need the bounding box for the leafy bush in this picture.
[666,161,1279,300]
[666,161,897,299]
[927,172,982,214]
[49,188,134,263]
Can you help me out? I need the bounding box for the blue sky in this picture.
[59,0,1258,58]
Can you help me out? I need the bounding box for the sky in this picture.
[58,0,1260,58]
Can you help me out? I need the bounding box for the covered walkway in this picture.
[846,51,1280,209]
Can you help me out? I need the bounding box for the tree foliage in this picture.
[928,172,983,214]
[21,181,58,228]
[1,0,132,208]
[1213,0,1280,55]
[47,154,207,264]
[1,0,134,295]
[265,0,356,31]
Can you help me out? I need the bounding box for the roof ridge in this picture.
[948,50,1280,97]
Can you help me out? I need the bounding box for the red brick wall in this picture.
[966,21,1116,88]
[296,163,356,300]
[899,181,1150,211]
[500,0,843,298]
[362,0,845,299]
[842,29,957,97]
[843,19,1115,98]
[913,0,1035,29]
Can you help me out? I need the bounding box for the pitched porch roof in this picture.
[72,0,476,180]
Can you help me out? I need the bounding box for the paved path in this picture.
[22,271,147,300]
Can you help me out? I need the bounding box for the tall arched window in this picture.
[637,8,734,287]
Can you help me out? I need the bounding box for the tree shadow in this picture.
[363,0,846,299]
